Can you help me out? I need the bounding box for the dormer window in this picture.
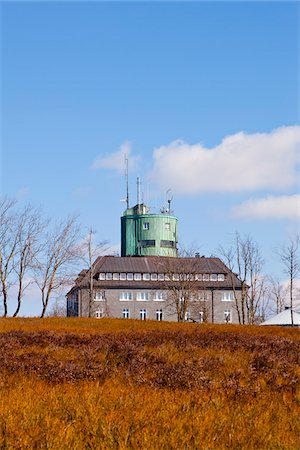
[99,273,105,281]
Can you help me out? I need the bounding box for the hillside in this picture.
[0,318,299,449]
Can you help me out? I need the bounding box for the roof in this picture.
[260,309,300,326]
[67,255,242,294]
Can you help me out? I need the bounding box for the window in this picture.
[151,273,158,281]
[198,291,208,301]
[165,223,171,230]
[113,273,120,280]
[160,240,175,248]
[218,274,225,281]
[164,274,170,281]
[184,311,190,322]
[94,291,104,301]
[143,273,150,280]
[199,311,204,323]
[224,310,231,323]
[136,292,149,301]
[140,240,155,247]
[119,292,133,301]
[222,292,234,301]
[195,274,203,281]
[153,291,165,301]
[143,222,150,230]
[134,273,142,281]
[105,273,112,280]
[140,309,147,320]
[156,309,163,321]
[210,274,218,281]
[127,273,133,280]
[172,274,179,281]
[95,309,104,319]
[158,274,164,281]
[122,308,130,319]
[203,274,209,281]
[120,273,126,280]
[99,273,105,281]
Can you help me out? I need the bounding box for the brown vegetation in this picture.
[0,318,299,449]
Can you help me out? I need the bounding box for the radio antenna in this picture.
[125,155,129,209]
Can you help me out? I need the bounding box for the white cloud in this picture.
[232,194,300,220]
[150,126,300,194]
[91,142,139,173]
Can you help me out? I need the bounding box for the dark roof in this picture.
[67,256,242,294]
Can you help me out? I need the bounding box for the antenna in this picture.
[125,155,129,208]
[137,177,141,214]
[166,189,173,213]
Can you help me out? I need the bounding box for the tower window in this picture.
[140,240,155,247]
[165,223,171,230]
[143,222,150,230]
[160,240,175,248]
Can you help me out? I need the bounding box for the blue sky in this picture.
[1,1,299,315]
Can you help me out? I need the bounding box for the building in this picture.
[67,254,242,323]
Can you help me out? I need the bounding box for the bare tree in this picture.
[79,228,108,317]
[278,236,300,326]
[219,232,264,325]
[160,248,207,323]
[268,277,287,315]
[0,198,18,317]
[35,216,81,318]
[12,205,45,317]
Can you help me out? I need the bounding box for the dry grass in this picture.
[0,318,299,449]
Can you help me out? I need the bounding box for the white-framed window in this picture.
[113,273,120,280]
[172,274,179,281]
[140,309,147,320]
[158,273,164,281]
[119,292,133,301]
[95,309,104,319]
[120,273,126,280]
[99,273,105,281]
[210,274,218,281]
[198,291,208,301]
[143,222,150,230]
[164,274,170,281]
[199,311,204,323]
[165,223,171,230]
[151,273,158,281]
[142,273,150,281]
[127,273,133,280]
[184,311,190,322]
[94,291,104,301]
[134,273,142,281]
[222,292,234,301]
[203,274,209,281]
[153,291,165,301]
[195,274,203,281]
[136,292,149,301]
[105,273,112,280]
[224,309,231,323]
[156,309,163,321]
[218,274,225,281]
[122,308,130,319]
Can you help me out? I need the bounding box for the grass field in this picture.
[0,318,299,449]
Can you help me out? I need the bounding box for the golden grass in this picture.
[0,318,299,449]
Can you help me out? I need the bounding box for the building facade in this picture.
[67,255,242,323]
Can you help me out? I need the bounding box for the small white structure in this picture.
[260,309,300,326]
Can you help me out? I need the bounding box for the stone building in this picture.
[67,255,242,323]
[67,195,242,323]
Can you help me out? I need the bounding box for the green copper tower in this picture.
[121,179,178,257]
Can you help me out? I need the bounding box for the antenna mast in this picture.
[125,155,129,209]
[137,177,141,214]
